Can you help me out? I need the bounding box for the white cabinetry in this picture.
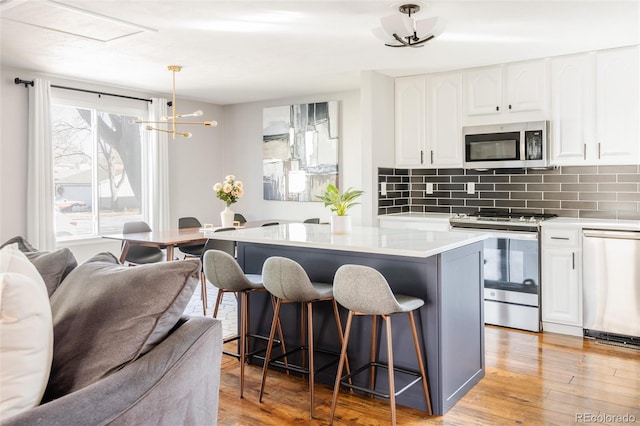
[463,59,548,125]
[549,53,594,164]
[427,72,463,167]
[550,46,639,165]
[595,47,640,164]
[395,72,463,168]
[395,76,425,167]
[541,225,583,336]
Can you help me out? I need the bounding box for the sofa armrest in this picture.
[4,316,222,426]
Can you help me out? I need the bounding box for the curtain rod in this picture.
[13,77,165,104]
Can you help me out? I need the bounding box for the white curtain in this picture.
[147,98,171,231]
[27,78,55,251]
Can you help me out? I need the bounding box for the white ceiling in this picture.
[1,0,639,105]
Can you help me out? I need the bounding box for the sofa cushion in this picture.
[0,244,54,421]
[43,252,201,402]
[0,236,77,297]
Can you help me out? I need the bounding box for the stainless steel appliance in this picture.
[583,229,640,346]
[463,121,549,169]
[450,210,557,332]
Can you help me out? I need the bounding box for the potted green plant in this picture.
[316,183,364,234]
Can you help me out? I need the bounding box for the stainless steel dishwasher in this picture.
[583,229,640,346]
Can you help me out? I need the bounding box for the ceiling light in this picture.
[136,65,217,139]
[373,3,444,48]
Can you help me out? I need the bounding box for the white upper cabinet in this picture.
[395,72,463,168]
[549,53,595,164]
[463,59,548,125]
[595,46,639,164]
[464,66,502,116]
[426,72,463,168]
[550,46,639,165]
[395,76,426,167]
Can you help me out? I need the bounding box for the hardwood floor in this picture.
[216,325,640,425]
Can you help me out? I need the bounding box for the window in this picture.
[51,91,149,240]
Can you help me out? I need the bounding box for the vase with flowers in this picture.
[213,175,244,227]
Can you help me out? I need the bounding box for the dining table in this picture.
[102,220,291,264]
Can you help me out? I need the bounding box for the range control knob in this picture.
[519,216,526,222]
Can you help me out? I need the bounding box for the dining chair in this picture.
[303,218,320,224]
[234,213,247,224]
[121,221,164,265]
[177,216,205,259]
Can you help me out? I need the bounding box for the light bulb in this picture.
[183,132,192,138]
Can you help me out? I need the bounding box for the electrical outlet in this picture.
[467,182,475,194]
[380,182,387,196]
[426,182,434,194]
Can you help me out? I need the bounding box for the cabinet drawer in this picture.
[542,228,581,247]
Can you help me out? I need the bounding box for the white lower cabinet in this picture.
[541,226,583,336]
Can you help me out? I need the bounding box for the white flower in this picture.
[223,183,232,193]
[225,175,235,181]
[213,183,222,191]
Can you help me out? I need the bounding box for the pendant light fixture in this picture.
[373,3,444,48]
[137,65,217,139]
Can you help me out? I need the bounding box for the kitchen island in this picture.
[205,224,487,415]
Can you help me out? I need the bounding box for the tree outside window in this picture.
[51,102,145,239]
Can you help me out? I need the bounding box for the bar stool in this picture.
[329,264,432,425]
[202,249,286,398]
[259,256,349,419]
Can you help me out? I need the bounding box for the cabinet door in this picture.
[505,60,548,113]
[464,66,502,116]
[542,248,582,326]
[395,76,425,166]
[596,46,640,164]
[427,72,463,167]
[550,53,595,165]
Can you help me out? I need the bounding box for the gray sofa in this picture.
[4,316,222,426]
[0,238,223,426]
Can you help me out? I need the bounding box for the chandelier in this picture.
[373,4,443,48]
[137,65,217,139]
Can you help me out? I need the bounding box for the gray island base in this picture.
[235,237,484,416]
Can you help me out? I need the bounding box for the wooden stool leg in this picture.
[239,291,251,398]
[329,310,354,425]
[212,289,224,319]
[259,298,282,403]
[307,302,315,419]
[408,310,432,415]
[385,315,396,426]
[331,300,351,381]
[370,314,378,394]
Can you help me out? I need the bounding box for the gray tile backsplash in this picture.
[378,165,640,220]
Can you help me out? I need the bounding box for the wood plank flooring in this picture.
[216,326,640,425]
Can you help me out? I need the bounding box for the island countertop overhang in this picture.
[204,223,489,258]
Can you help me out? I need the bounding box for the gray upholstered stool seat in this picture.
[203,249,285,398]
[329,264,432,425]
[259,256,349,419]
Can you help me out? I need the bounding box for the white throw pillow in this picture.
[0,243,53,421]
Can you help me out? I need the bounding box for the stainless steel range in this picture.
[450,210,556,332]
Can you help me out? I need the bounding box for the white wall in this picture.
[0,65,395,262]
[221,90,363,224]
[0,65,226,262]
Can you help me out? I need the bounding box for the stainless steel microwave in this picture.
[463,121,550,169]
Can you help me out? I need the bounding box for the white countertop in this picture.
[204,223,487,258]
[543,217,640,232]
